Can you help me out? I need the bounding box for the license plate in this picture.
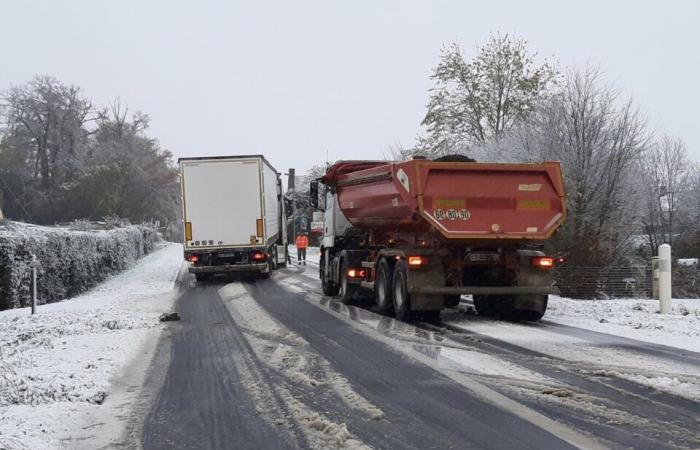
[469,253,500,262]
[218,252,237,258]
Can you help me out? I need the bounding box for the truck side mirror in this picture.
[309,179,326,211]
[310,179,319,210]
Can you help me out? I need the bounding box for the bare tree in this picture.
[498,66,650,264]
[639,135,694,252]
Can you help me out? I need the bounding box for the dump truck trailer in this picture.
[179,155,288,281]
[310,156,567,320]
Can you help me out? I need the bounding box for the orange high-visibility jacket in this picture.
[295,235,308,249]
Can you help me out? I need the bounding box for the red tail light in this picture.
[347,268,366,278]
[532,256,554,269]
[186,254,199,263]
[408,256,428,267]
[251,251,266,261]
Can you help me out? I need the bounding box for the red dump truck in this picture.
[309,156,567,321]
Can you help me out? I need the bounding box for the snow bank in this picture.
[546,296,700,353]
[0,243,182,450]
[0,221,158,310]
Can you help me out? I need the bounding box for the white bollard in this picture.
[658,244,672,314]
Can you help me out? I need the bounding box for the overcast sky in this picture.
[2,0,699,175]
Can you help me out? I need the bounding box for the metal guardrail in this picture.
[553,264,653,299]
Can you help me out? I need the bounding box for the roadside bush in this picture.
[674,264,700,298]
[0,221,159,310]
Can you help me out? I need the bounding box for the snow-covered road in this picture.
[2,246,699,450]
[0,243,183,450]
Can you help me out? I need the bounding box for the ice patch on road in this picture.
[438,347,553,384]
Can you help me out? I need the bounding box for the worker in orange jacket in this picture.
[295,233,308,265]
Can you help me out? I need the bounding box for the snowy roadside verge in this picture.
[289,245,320,265]
[0,243,184,450]
[545,296,700,353]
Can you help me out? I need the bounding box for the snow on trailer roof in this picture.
[177,154,279,173]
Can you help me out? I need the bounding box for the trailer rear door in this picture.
[181,158,264,249]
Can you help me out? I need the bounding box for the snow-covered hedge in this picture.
[0,222,158,310]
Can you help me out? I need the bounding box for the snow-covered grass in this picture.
[546,296,700,353]
[0,243,183,450]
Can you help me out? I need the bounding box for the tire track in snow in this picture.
[275,268,700,449]
[219,282,377,450]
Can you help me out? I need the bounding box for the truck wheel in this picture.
[339,258,357,304]
[444,295,461,308]
[392,260,412,321]
[320,252,340,296]
[374,259,394,315]
[270,248,278,270]
[195,273,208,283]
[473,295,514,319]
[513,295,548,321]
[277,247,287,268]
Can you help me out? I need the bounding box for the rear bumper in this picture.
[189,263,269,274]
[412,286,559,296]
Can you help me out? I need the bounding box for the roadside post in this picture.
[651,256,659,299]
[31,254,37,315]
[658,244,672,314]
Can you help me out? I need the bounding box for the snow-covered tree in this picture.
[0,77,180,225]
[418,34,558,158]
[639,135,694,253]
[496,66,650,265]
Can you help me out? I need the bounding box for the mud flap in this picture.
[513,260,553,317]
[407,260,445,311]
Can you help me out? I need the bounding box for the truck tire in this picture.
[444,295,461,308]
[320,251,340,296]
[339,258,357,304]
[513,295,548,321]
[195,273,209,283]
[473,295,513,318]
[392,260,412,321]
[374,259,394,315]
[270,248,278,270]
[474,294,547,321]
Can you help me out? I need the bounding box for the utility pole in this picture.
[287,169,296,241]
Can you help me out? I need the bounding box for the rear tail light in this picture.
[532,256,554,269]
[347,268,366,278]
[408,256,428,267]
[251,251,266,261]
[186,254,199,263]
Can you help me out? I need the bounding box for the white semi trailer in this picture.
[179,155,288,281]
